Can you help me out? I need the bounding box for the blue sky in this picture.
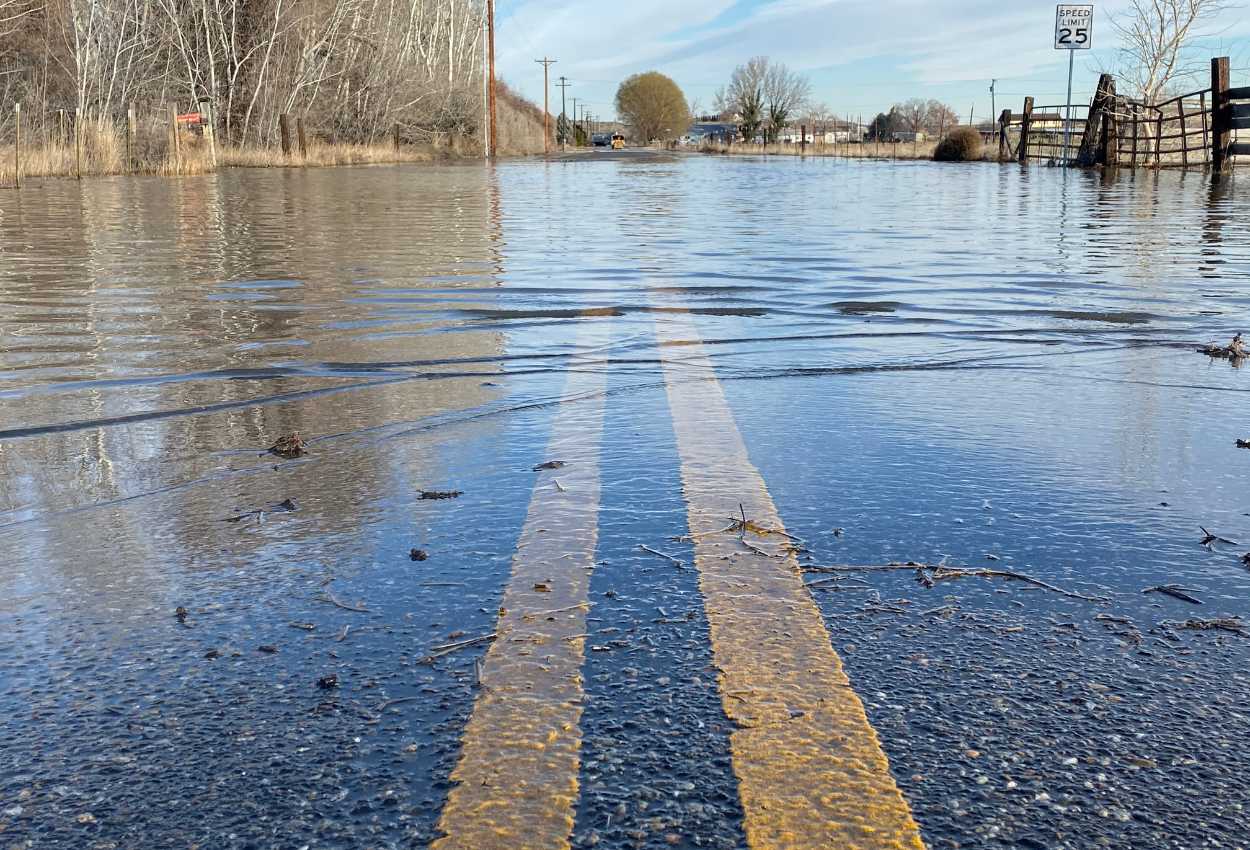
[496,0,1250,125]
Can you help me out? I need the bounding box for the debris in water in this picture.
[1173,617,1247,635]
[1242,552,1250,567]
[1199,526,1237,547]
[318,589,370,613]
[806,561,1108,602]
[409,548,429,561]
[267,432,307,459]
[174,606,189,624]
[1198,333,1247,360]
[223,498,297,523]
[204,649,222,660]
[1237,439,1250,449]
[533,582,552,592]
[288,621,316,631]
[533,460,566,471]
[419,490,463,500]
[639,543,685,569]
[317,673,339,689]
[1143,584,1203,605]
[257,645,278,653]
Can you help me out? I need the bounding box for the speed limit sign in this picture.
[1055,5,1093,49]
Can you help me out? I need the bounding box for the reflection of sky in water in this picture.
[1,155,1250,848]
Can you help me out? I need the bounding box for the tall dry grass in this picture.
[0,86,548,185]
[698,139,966,161]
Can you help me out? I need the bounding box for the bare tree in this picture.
[762,60,810,142]
[895,98,930,134]
[892,98,960,136]
[926,99,959,135]
[724,56,767,142]
[0,0,40,36]
[1113,0,1231,104]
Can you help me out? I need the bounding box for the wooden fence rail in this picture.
[998,56,1245,171]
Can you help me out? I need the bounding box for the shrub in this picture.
[932,127,984,162]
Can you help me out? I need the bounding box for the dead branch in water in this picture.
[418,633,496,663]
[804,562,1108,603]
[639,544,686,569]
[319,592,371,613]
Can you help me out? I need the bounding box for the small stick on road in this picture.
[639,544,685,568]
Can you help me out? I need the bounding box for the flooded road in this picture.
[2,153,1250,849]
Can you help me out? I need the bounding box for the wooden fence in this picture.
[996,57,1247,172]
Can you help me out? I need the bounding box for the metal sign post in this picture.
[1055,4,1094,164]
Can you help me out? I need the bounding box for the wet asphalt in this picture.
[2,156,1250,848]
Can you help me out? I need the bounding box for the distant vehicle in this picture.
[592,133,610,147]
[611,133,626,150]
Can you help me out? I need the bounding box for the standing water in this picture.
[2,154,1249,848]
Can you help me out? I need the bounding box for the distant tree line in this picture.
[867,99,960,140]
[0,0,491,145]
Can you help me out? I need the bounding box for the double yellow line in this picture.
[434,311,923,850]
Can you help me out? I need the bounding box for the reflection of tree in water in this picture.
[0,165,508,614]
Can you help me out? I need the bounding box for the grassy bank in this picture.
[0,84,549,184]
[0,137,468,183]
[698,139,1004,162]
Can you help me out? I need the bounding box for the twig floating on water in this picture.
[1199,526,1238,547]
[319,592,371,613]
[419,633,496,663]
[1143,584,1203,605]
[638,544,685,569]
[806,562,1108,603]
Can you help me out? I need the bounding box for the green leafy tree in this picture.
[615,71,691,142]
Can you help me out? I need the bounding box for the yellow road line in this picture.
[432,324,608,850]
[655,310,925,850]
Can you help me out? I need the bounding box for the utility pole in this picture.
[989,79,996,129]
[570,97,578,145]
[557,76,571,151]
[486,0,496,157]
[535,57,556,154]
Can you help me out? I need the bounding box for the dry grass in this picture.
[0,135,487,184]
[697,139,1005,161]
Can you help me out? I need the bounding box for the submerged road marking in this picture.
[432,324,609,850]
[655,310,925,850]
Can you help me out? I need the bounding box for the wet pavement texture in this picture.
[2,155,1250,848]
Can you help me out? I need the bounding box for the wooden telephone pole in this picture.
[486,0,497,157]
[535,57,556,154]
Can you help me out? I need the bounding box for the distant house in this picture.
[683,121,739,145]
[780,120,866,144]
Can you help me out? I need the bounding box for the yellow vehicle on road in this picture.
[611,133,625,150]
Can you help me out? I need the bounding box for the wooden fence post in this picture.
[126,105,136,172]
[170,106,181,170]
[279,113,292,156]
[1077,73,1114,167]
[13,103,20,189]
[74,108,82,179]
[1101,79,1117,167]
[1212,56,1230,173]
[393,123,400,154]
[998,108,1011,161]
[296,116,307,159]
[200,100,217,168]
[800,123,807,154]
[1017,97,1034,163]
